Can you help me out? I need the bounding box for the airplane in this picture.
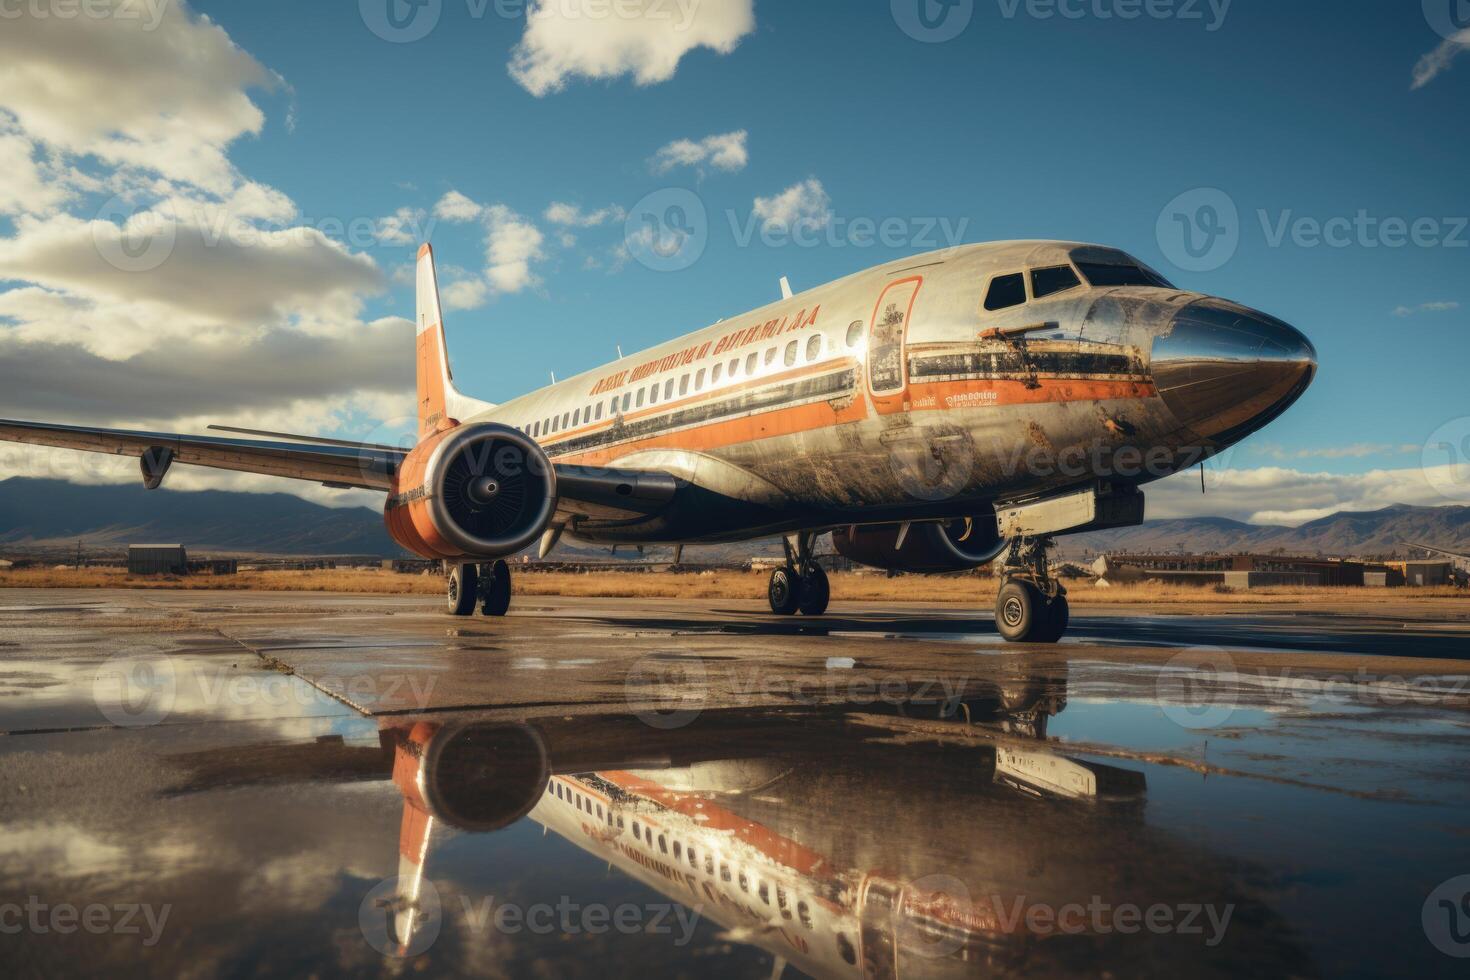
[0,240,1317,642]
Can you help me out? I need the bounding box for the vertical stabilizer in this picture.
[415,244,495,437]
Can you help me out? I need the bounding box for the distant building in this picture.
[1386,560,1454,587]
[128,544,188,575]
[1094,553,1395,589]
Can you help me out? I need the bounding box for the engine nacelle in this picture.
[834,517,1006,574]
[385,423,557,560]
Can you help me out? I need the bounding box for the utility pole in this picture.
[74,538,82,571]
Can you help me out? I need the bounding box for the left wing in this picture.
[0,419,403,491]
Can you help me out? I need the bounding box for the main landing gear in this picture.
[994,536,1069,644]
[768,532,830,616]
[446,560,513,618]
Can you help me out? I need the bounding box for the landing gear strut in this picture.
[445,560,513,617]
[769,532,830,616]
[994,536,1068,643]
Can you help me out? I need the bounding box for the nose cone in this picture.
[1151,299,1317,443]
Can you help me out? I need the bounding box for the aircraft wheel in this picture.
[480,560,512,617]
[797,564,830,616]
[447,563,478,617]
[995,580,1061,644]
[768,568,800,616]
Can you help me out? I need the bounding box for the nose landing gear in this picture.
[445,560,514,617]
[994,536,1068,643]
[768,532,830,616]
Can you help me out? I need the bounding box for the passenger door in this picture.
[866,276,922,416]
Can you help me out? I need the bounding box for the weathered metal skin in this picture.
[458,241,1315,548]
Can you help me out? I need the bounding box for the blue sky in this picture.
[0,0,1466,522]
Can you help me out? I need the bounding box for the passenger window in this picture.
[680,375,690,396]
[695,368,706,390]
[688,847,698,869]
[728,358,738,377]
[745,352,759,375]
[764,347,777,366]
[649,383,659,404]
[621,393,631,411]
[846,320,864,348]
[636,388,645,408]
[784,341,798,367]
[663,378,673,400]
[758,882,770,904]
[712,362,723,384]
[572,408,581,426]
[632,821,641,840]
[739,871,749,892]
[562,412,570,428]
[798,901,812,929]
[659,835,668,854]
[704,855,714,875]
[984,272,1026,311]
[1031,265,1082,299]
[805,334,822,362]
[720,863,731,883]
[595,403,603,421]
[673,842,682,859]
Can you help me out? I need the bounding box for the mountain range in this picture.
[0,478,1465,561]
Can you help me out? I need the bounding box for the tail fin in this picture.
[416,244,495,437]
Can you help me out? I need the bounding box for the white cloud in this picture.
[0,1,278,193]
[0,131,71,216]
[1412,29,1470,89]
[1256,443,1420,461]
[484,205,546,293]
[1146,462,1470,526]
[752,178,832,233]
[375,207,430,247]
[508,0,755,97]
[650,130,749,174]
[1392,300,1460,317]
[440,277,490,312]
[432,190,484,223]
[544,201,626,227]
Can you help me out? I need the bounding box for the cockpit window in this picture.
[984,272,1026,311]
[1075,261,1172,288]
[1031,265,1082,299]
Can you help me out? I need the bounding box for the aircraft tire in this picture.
[447,563,478,617]
[768,568,800,615]
[995,579,1062,643]
[480,560,512,617]
[797,564,830,616]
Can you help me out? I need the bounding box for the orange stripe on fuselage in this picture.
[549,369,1155,467]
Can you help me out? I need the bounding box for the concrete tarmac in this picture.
[1,588,1468,978]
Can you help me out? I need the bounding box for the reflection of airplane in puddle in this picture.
[167,680,1307,976]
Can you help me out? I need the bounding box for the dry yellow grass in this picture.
[0,565,1464,606]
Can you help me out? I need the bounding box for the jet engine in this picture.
[419,723,550,833]
[385,423,557,560]
[834,517,1006,574]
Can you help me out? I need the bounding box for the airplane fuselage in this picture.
[479,241,1316,544]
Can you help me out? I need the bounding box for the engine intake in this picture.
[834,517,1005,574]
[387,423,557,560]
